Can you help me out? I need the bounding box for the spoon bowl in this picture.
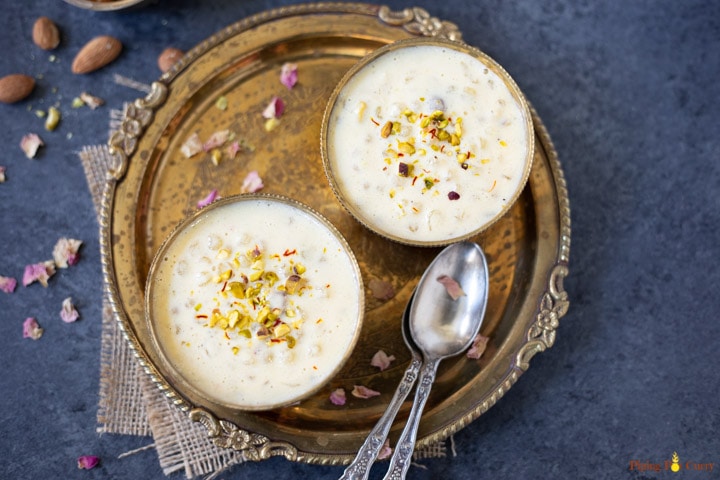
[409,242,489,359]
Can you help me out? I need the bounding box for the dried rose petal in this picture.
[197,189,218,209]
[377,439,392,460]
[240,170,263,193]
[280,62,298,89]
[202,129,231,152]
[368,278,395,301]
[0,275,17,293]
[436,274,465,300]
[329,388,346,406]
[60,297,80,323]
[351,385,381,399]
[53,237,83,268]
[80,92,105,109]
[23,317,43,340]
[370,350,396,371]
[180,132,202,158]
[448,191,460,200]
[262,96,285,119]
[467,334,489,360]
[225,140,241,159]
[22,261,56,287]
[0,165,6,182]
[77,455,100,470]
[20,133,44,159]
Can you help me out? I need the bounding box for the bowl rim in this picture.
[143,193,365,411]
[320,36,535,247]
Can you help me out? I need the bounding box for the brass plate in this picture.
[101,2,571,464]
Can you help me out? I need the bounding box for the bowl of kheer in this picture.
[144,194,364,411]
[321,37,535,247]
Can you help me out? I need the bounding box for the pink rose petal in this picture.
[225,141,241,159]
[20,133,44,159]
[466,334,489,360]
[60,297,80,323]
[77,455,100,470]
[351,385,381,399]
[22,261,56,287]
[280,62,298,89]
[436,274,466,300]
[23,317,43,340]
[197,189,218,209]
[0,165,6,183]
[53,237,82,268]
[370,350,396,371]
[262,96,285,119]
[329,388,346,406]
[240,170,263,193]
[377,439,392,460]
[0,275,17,293]
[202,129,231,152]
[180,132,202,158]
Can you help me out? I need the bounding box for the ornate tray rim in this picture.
[99,2,571,465]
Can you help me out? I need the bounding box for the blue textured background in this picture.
[0,1,718,479]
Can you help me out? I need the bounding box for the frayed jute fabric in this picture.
[82,106,448,479]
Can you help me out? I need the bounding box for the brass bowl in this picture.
[62,0,151,11]
[321,37,535,247]
[144,194,365,411]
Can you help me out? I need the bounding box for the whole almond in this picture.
[0,74,36,104]
[72,35,122,74]
[158,47,183,73]
[32,17,61,51]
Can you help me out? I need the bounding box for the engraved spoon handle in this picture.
[381,359,439,480]
[339,354,423,480]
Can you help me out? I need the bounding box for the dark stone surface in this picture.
[1,0,718,478]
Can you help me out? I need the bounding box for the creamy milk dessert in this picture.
[147,197,362,409]
[325,43,532,244]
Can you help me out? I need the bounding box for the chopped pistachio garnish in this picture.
[215,95,228,111]
[194,246,311,350]
[45,107,61,131]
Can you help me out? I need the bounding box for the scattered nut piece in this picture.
[466,334,489,359]
[33,17,61,50]
[72,35,122,74]
[45,106,61,131]
[157,47,183,73]
[0,74,35,104]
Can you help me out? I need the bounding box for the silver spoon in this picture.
[339,291,423,480]
[383,241,489,480]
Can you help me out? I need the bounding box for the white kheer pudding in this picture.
[323,39,534,245]
[146,195,363,410]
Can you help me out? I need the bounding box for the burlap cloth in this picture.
[82,94,449,479]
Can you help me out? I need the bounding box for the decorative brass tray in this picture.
[101,2,571,464]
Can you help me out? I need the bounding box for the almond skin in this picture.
[72,35,122,74]
[158,47,183,73]
[0,74,36,104]
[32,17,60,50]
